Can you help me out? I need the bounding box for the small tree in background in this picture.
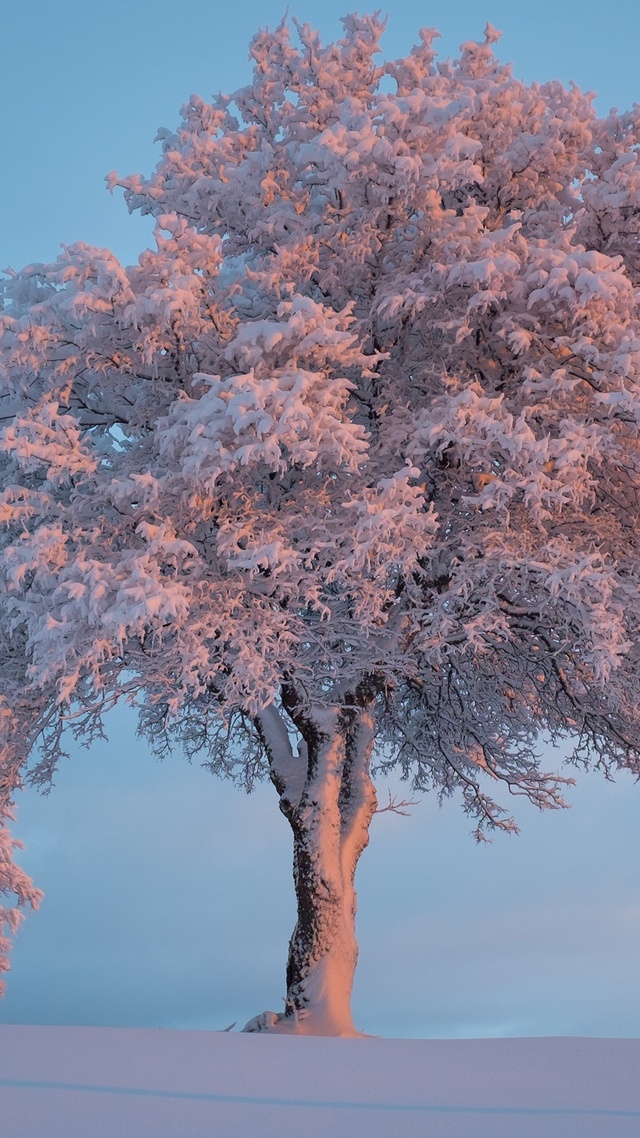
[2,14,640,1035]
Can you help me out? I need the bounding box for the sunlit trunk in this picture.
[244,700,376,1036]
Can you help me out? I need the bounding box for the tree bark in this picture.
[244,695,377,1036]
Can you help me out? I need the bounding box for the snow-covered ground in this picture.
[1,1026,639,1137]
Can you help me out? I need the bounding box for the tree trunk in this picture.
[244,697,377,1036]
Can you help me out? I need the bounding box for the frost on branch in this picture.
[3,12,640,1023]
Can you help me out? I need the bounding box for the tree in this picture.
[2,13,640,1036]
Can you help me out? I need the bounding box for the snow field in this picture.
[1,1026,640,1137]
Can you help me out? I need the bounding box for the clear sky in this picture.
[1,0,640,1039]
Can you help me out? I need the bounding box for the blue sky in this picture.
[1,0,640,1038]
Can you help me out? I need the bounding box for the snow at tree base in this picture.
[2,13,640,1036]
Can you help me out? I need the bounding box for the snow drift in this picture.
[1,1026,639,1137]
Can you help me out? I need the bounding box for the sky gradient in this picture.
[1,0,640,1039]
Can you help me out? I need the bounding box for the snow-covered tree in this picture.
[3,14,640,1035]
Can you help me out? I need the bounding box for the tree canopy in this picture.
[2,14,640,1028]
